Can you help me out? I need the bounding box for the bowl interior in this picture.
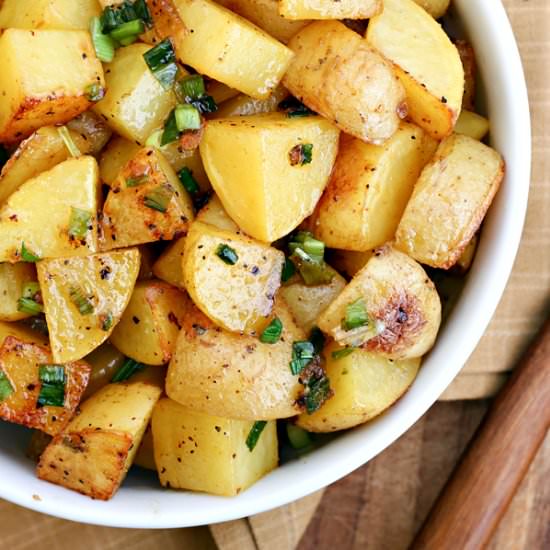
[0,0,531,528]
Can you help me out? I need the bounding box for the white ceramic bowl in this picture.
[0,0,530,528]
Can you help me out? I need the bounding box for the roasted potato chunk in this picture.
[93,44,177,144]
[110,280,190,365]
[395,134,504,269]
[212,86,289,118]
[366,0,464,139]
[196,195,240,232]
[0,262,37,321]
[313,123,437,251]
[99,136,141,187]
[183,221,284,334]
[0,0,101,30]
[0,156,100,262]
[37,378,162,500]
[279,0,381,20]
[152,398,278,495]
[412,0,450,19]
[0,322,90,436]
[150,0,294,99]
[82,342,126,399]
[0,29,104,143]
[200,113,339,242]
[133,423,156,471]
[37,249,141,363]
[66,111,113,155]
[297,342,420,432]
[454,110,490,141]
[317,246,441,359]
[166,298,305,420]
[283,21,406,145]
[327,249,373,279]
[101,148,194,250]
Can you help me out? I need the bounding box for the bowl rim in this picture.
[0,0,531,528]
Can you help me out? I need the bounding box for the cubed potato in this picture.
[412,0,450,19]
[150,0,294,99]
[0,322,90,436]
[0,126,99,205]
[313,123,438,252]
[327,249,373,279]
[279,0,381,21]
[66,111,113,156]
[37,378,163,500]
[455,40,476,111]
[93,44,177,145]
[183,221,284,333]
[366,0,464,140]
[212,85,289,118]
[82,342,126,399]
[280,271,346,332]
[110,280,190,365]
[206,80,240,104]
[395,134,504,269]
[297,342,420,432]
[152,398,278,495]
[101,148,194,250]
[215,0,309,43]
[200,113,339,241]
[196,195,240,232]
[0,29,104,143]
[99,137,141,187]
[0,0,101,30]
[37,249,141,363]
[318,246,441,359]
[0,156,100,262]
[0,262,37,321]
[454,111,490,141]
[284,21,406,145]
[134,423,156,471]
[166,298,305,419]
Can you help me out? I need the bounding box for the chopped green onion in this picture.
[100,312,113,332]
[101,1,138,33]
[68,207,92,240]
[134,0,153,27]
[178,167,200,195]
[143,185,173,213]
[17,297,43,315]
[178,74,206,100]
[342,299,369,331]
[175,104,201,131]
[69,286,94,315]
[309,327,325,355]
[331,347,355,360]
[290,247,334,285]
[161,109,180,146]
[279,97,314,118]
[112,358,144,382]
[118,34,139,46]
[126,175,148,187]
[91,16,115,63]
[289,231,324,262]
[260,317,283,344]
[85,83,106,102]
[58,126,81,158]
[246,421,267,451]
[289,341,315,375]
[190,95,218,114]
[286,423,312,449]
[146,129,163,148]
[216,244,238,265]
[143,39,178,90]
[289,143,313,166]
[0,370,13,402]
[303,374,331,414]
[20,242,41,263]
[109,19,144,41]
[281,257,296,283]
[22,282,40,299]
[37,365,65,408]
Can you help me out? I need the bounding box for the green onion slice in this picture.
[126,175,149,187]
[145,129,163,148]
[91,16,115,63]
[178,74,206,100]
[281,257,296,283]
[286,423,312,449]
[289,340,315,375]
[178,167,200,195]
[134,0,153,27]
[143,185,173,213]
[246,421,267,451]
[289,143,313,166]
[342,299,369,331]
[279,97,314,118]
[260,317,283,344]
[303,374,331,414]
[290,248,335,286]
[69,286,94,315]
[20,242,41,263]
[85,83,106,102]
[190,95,218,114]
[289,231,324,262]
[22,282,40,299]
[37,365,65,408]
[216,244,238,265]
[100,312,114,332]
[175,104,201,131]
[112,358,145,383]
[143,39,178,90]
[58,126,81,158]
[109,19,144,41]
[161,109,180,146]
[0,370,13,402]
[17,297,43,315]
[68,207,93,240]
[331,347,355,360]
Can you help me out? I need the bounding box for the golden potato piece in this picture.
[279,0,381,20]
[66,111,113,156]
[37,378,162,500]
[37,249,141,363]
[166,298,305,420]
[318,246,441,359]
[412,0,450,19]
[133,423,156,471]
[0,156,100,262]
[454,110,490,141]
[212,86,289,119]
[99,137,142,187]
[152,238,187,290]
[314,123,437,251]
[327,249,373,279]
[0,262,36,321]
[82,342,126,400]
[0,29,104,143]
[183,221,284,334]
[283,21,406,145]
[151,0,294,99]
[195,195,240,233]
[110,280,191,366]
[200,113,339,242]
[366,0,464,139]
[152,398,278,495]
[297,342,420,432]
[395,134,504,269]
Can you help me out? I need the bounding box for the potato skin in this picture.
[283,21,406,144]
[317,246,441,360]
[395,134,504,269]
